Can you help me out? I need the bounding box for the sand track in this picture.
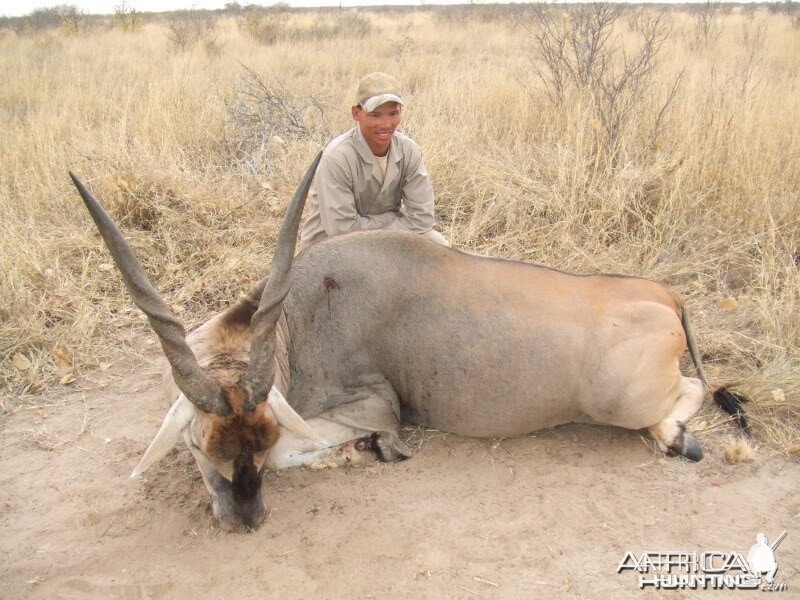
[2,359,797,599]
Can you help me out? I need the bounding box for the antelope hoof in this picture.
[360,431,414,462]
[681,433,703,462]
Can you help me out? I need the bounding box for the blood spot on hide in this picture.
[323,276,340,313]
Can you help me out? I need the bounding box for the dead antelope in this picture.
[69,155,746,531]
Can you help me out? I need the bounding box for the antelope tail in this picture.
[680,304,750,432]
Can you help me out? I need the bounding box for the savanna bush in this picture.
[237,3,290,45]
[526,2,679,159]
[58,5,85,36]
[1,5,83,35]
[223,66,331,177]
[691,0,724,48]
[286,12,372,41]
[113,0,142,32]
[164,9,219,53]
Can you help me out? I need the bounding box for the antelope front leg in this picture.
[270,437,380,469]
[266,417,380,470]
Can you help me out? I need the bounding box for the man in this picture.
[299,72,448,251]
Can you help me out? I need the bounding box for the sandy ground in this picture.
[1,357,798,600]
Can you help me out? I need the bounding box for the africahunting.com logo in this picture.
[617,531,788,591]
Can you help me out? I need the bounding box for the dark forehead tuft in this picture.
[205,389,280,462]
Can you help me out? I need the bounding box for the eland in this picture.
[69,154,747,531]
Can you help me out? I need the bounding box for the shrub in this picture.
[26,6,62,31]
[336,11,372,37]
[692,0,724,48]
[113,1,142,32]
[223,66,331,177]
[0,5,87,36]
[526,2,680,158]
[786,1,800,28]
[237,3,290,46]
[165,9,218,52]
[281,11,373,43]
[58,5,84,35]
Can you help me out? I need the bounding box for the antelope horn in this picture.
[268,387,326,444]
[69,172,226,415]
[241,152,322,406]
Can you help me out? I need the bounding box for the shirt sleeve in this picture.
[316,154,398,235]
[390,145,435,233]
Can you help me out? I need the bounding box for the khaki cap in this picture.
[353,72,405,111]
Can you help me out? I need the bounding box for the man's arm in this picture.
[316,155,397,235]
[387,148,435,233]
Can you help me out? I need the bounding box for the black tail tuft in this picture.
[713,387,750,433]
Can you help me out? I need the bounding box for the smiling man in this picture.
[299,72,448,251]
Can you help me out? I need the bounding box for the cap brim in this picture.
[361,93,404,112]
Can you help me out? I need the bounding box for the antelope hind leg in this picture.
[648,376,705,462]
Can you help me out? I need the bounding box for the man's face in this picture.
[352,101,402,157]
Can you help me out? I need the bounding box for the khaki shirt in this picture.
[299,127,435,250]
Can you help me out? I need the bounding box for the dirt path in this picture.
[1,359,797,599]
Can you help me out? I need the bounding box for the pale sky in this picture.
[0,0,727,18]
[2,0,477,17]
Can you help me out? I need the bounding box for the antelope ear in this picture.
[130,394,195,478]
[267,386,326,445]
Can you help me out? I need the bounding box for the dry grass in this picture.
[724,437,755,464]
[0,7,798,451]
